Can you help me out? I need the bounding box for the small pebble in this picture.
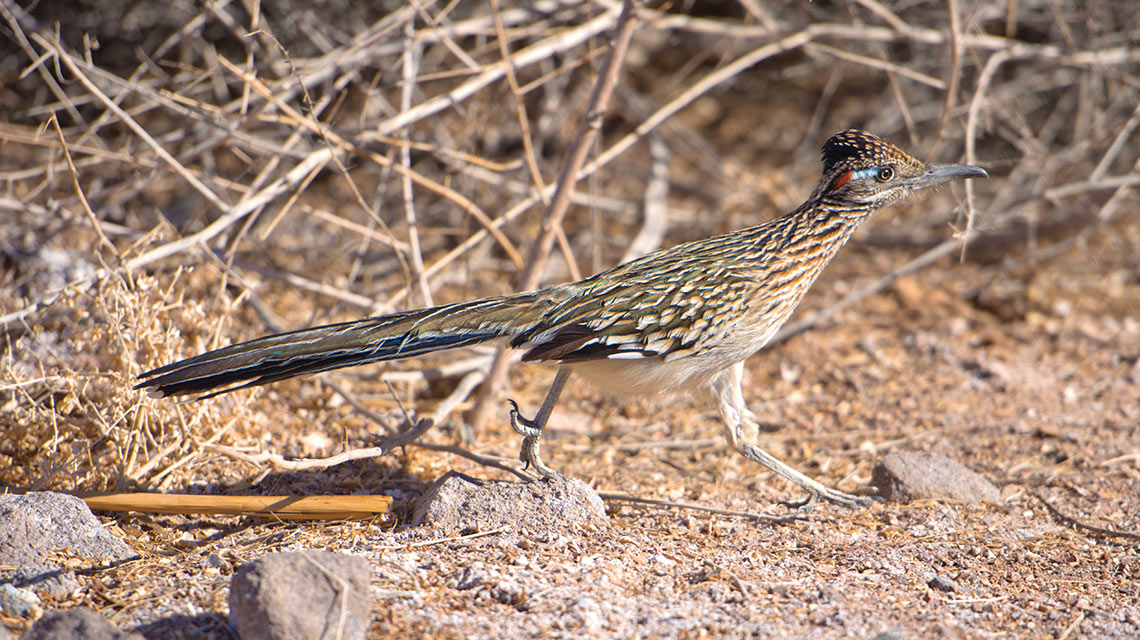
[928,575,957,593]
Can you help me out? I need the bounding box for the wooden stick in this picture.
[82,493,393,520]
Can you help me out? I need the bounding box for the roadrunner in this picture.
[138,130,986,508]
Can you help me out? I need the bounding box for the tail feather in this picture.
[136,292,541,398]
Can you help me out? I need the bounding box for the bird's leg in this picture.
[711,362,875,509]
[507,366,572,479]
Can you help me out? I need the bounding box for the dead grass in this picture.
[1,0,1138,637]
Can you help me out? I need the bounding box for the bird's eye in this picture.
[876,167,895,182]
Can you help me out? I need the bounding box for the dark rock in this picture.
[928,574,958,593]
[412,472,606,533]
[22,607,145,640]
[229,551,371,640]
[871,451,1000,504]
[0,493,136,597]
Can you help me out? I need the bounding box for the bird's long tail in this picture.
[136,291,544,398]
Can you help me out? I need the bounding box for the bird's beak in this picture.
[909,163,988,188]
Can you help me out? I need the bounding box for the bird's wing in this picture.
[512,246,755,363]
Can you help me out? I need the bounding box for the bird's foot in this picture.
[783,486,880,510]
[507,399,542,438]
[736,443,878,510]
[507,400,561,480]
[778,493,817,511]
[517,435,562,480]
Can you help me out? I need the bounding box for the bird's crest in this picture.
[821,130,911,175]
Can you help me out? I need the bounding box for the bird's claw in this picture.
[506,399,560,479]
[507,398,542,438]
[781,488,880,511]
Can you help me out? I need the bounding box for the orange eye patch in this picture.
[830,168,878,191]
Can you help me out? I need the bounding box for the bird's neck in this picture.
[750,196,876,266]
[726,197,878,327]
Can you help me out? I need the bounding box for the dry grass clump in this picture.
[1,269,238,490]
[1,0,1137,497]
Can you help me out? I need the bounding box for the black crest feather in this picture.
[821,130,895,174]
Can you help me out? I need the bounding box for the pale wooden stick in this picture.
[83,493,392,520]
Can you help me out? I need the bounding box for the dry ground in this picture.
[2,1,1138,638]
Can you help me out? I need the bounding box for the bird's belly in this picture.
[561,316,781,396]
[568,347,747,397]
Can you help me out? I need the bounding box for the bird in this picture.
[136,130,987,508]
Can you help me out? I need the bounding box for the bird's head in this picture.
[817,130,987,208]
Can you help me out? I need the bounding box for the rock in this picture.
[564,596,604,634]
[5,566,80,601]
[412,472,606,533]
[0,493,136,597]
[928,574,958,593]
[229,551,371,640]
[0,582,41,619]
[871,451,1000,504]
[22,607,145,640]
